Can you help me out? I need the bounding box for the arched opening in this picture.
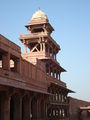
[32,28,44,33]
[31,97,37,120]
[10,94,21,120]
[47,107,52,119]
[41,99,46,119]
[22,95,30,120]
[0,94,1,119]
[10,96,14,120]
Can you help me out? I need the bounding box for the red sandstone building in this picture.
[0,8,90,120]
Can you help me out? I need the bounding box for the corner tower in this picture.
[19,8,74,120]
[19,8,65,80]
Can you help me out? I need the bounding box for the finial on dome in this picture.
[38,7,40,10]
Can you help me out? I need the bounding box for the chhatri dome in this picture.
[26,8,54,32]
[31,8,49,22]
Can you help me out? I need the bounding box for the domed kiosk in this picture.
[31,8,48,21]
[25,8,54,33]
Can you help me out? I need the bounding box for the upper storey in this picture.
[19,8,60,61]
[26,8,54,34]
[19,8,66,76]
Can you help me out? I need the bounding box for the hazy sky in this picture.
[0,0,90,101]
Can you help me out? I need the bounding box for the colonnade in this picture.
[0,51,20,73]
[47,105,69,120]
[46,63,61,80]
[49,93,68,103]
[23,37,57,61]
[0,90,47,120]
[47,84,69,120]
[45,42,57,60]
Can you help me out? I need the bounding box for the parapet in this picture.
[0,34,21,57]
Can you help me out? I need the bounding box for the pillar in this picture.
[44,97,48,120]
[46,43,48,53]
[10,96,22,120]
[48,45,50,56]
[55,54,56,60]
[2,52,10,70]
[43,42,45,52]
[29,98,32,120]
[54,70,56,78]
[40,95,47,120]
[59,108,62,118]
[66,106,69,118]
[0,94,10,120]
[52,68,55,77]
[49,47,52,57]
[14,58,21,73]
[56,71,58,79]
[51,48,53,58]
[40,43,43,51]
[24,44,27,53]
[50,67,52,76]
[37,99,41,119]
[59,73,61,80]
[48,65,51,75]
[20,97,22,120]
[14,95,20,120]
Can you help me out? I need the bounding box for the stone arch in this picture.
[22,95,30,120]
[47,106,52,119]
[31,97,37,120]
[10,93,21,120]
[41,98,45,119]
[10,96,14,120]
[0,92,11,120]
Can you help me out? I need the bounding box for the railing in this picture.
[49,98,69,105]
[19,32,48,39]
[0,59,48,92]
[46,74,66,88]
[0,68,20,80]
[45,52,57,61]
[0,56,66,94]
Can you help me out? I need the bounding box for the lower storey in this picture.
[0,87,47,120]
[47,104,69,120]
[0,86,69,120]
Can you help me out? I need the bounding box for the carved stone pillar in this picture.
[43,42,45,52]
[52,68,55,77]
[52,48,54,59]
[37,98,41,119]
[40,43,43,51]
[29,98,32,120]
[48,45,50,56]
[48,65,51,75]
[2,52,10,70]
[55,54,56,60]
[56,71,58,79]
[24,44,27,53]
[0,94,10,120]
[59,73,61,80]
[14,58,21,73]
[20,97,22,120]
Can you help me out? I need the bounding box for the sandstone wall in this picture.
[69,97,90,120]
